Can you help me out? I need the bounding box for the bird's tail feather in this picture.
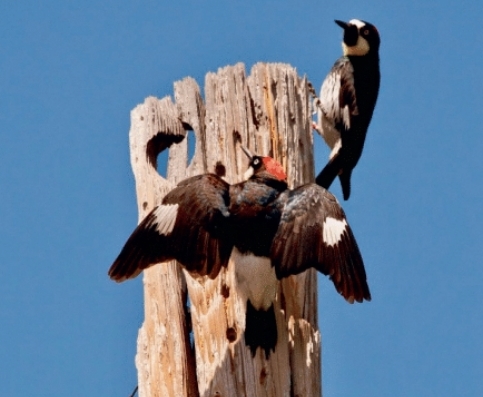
[339,170,352,201]
[244,300,278,358]
[316,156,342,190]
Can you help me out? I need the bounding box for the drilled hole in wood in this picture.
[146,132,184,170]
[155,147,169,179]
[248,90,260,128]
[232,129,241,144]
[221,284,230,298]
[226,327,237,343]
[260,367,268,385]
[215,161,226,177]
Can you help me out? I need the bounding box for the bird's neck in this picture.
[251,174,288,191]
[347,52,380,68]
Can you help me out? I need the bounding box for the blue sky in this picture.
[1,1,482,396]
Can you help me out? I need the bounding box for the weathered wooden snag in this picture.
[129,63,321,397]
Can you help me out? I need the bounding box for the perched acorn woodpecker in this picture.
[109,147,371,357]
[313,19,380,200]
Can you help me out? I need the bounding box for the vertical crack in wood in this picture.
[263,67,279,161]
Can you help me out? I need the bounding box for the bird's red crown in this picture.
[262,157,287,181]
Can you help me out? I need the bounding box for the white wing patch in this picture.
[153,204,179,235]
[323,216,348,246]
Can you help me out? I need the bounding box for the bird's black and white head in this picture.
[240,146,287,182]
[335,19,380,57]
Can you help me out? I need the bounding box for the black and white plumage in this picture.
[314,19,380,200]
[108,174,233,282]
[109,147,370,357]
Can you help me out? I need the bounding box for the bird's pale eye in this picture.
[253,159,260,166]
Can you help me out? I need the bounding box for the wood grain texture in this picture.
[129,96,198,397]
[129,63,321,397]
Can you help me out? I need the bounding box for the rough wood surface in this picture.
[129,97,198,397]
[129,63,321,397]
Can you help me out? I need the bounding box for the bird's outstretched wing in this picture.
[108,174,233,282]
[270,184,370,303]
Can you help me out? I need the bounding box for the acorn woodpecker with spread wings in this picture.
[109,147,370,357]
[313,19,380,200]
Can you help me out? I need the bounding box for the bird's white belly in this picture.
[231,247,278,311]
[318,113,341,148]
[319,114,342,160]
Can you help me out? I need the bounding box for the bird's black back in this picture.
[228,176,287,257]
[343,54,380,166]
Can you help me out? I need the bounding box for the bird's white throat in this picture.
[342,20,370,57]
[343,36,370,57]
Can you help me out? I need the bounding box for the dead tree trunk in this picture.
[129,63,321,397]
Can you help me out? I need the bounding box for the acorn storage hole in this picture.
[226,327,237,343]
[146,132,184,178]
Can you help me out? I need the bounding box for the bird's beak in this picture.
[240,145,255,180]
[335,20,349,30]
[240,145,253,159]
